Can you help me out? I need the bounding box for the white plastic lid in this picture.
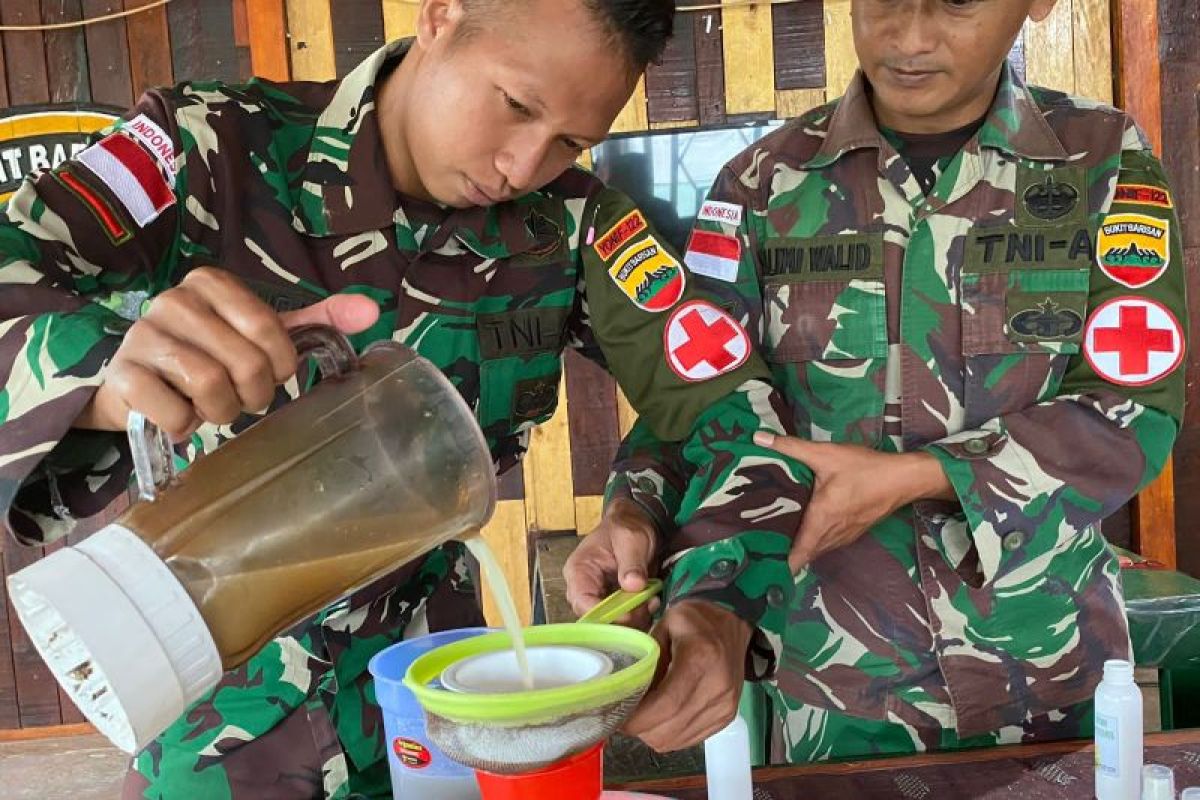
[1143,764,1176,800]
[6,523,223,753]
[440,645,613,693]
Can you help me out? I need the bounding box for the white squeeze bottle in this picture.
[705,714,754,800]
[1095,659,1143,800]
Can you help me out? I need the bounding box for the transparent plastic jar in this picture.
[8,326,497,753]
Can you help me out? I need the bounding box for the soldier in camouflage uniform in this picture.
[567,0,1187,760]
[0,0,813,797]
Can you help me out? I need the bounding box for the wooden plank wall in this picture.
[0,0,1134,729]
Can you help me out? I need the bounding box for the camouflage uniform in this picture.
[0,40,803,798]
[609,65,1187,760]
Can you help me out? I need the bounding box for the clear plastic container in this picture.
[7,326,497,753]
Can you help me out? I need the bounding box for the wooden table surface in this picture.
[621,729,1200,799]
[0,724,127,800]
[6,726,1200,799]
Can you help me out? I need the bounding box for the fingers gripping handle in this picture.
[125,325,358,502]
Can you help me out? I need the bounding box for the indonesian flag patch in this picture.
[1096,213,1170,289]
[77,131,175,228]
[665,300,751,381]
[1083,296,1184,386]
[684,229,741,283]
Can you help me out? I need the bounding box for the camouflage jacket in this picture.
[0,40,803,771]
[611,66,1186,737]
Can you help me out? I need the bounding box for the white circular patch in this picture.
[664,300,751,382]
[1083,296,1183,387]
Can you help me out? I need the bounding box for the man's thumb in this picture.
[280,294,379,335]
[612,524,656,592]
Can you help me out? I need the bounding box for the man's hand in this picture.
[623,600,751,751]
[564,497,660,629]
[75,267,379,441]
[754,432,955,572]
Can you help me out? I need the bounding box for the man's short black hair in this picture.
[461,0,675,69]
[584,0,675,68]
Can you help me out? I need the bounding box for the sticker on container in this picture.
[393,737,433,769]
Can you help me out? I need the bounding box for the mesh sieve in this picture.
[404,624,659,775]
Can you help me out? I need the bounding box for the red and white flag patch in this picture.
[1083,296,1183,386]
[684,229,741,283]
[77,132,174,228]
[665,300,751,382]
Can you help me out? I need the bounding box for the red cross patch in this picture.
[665,300,751,382]
[1083,296,1183,387]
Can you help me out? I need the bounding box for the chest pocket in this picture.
[475,302,572,438]
[761,232,888,444]
[960,224,1092,426]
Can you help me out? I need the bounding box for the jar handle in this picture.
[126,324,358,501]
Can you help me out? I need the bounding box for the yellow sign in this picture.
[0,105,121,203]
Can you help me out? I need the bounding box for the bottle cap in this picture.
[1103,659,1135,683]
[6,524,223,753]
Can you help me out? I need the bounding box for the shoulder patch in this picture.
[1097,212,1170,289]
[609,235,685,312]
[684,230,741,283]
[594,209,648,261]
[77,131,175,228]
[1114,183,1173,210]
[52,165,132,246]
[1083,296,1183,387]
[665,300,751,382]
[696,200,744,227]
[122,114,177,175]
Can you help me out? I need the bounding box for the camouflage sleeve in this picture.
[602,414,688,535]
[0,91,183,544]
[923,130,1185,584]
[582,179,812,642]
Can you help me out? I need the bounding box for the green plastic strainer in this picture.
[404,623,659,774]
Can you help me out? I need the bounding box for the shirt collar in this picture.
[804,63,1068,170]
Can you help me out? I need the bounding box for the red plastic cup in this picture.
[474,743,604,800]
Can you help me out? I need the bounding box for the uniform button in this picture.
[963,438,990,455]
[1002,530,1026,552]
[636,477,656,494]
[766,586,786,608]
[709,559,736,580]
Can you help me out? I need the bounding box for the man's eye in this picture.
[504,92,532,117]
[562,137,584,152]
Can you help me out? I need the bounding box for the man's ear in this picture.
[415,0,466,50]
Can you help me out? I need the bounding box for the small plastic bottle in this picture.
[1181,788,1200,799]
[1143,764,1176,800]
[1095,659,1143,800]
[704,714,754,800]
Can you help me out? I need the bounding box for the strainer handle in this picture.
[577,579,663,625]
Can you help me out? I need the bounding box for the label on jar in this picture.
[393,737,433,769]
